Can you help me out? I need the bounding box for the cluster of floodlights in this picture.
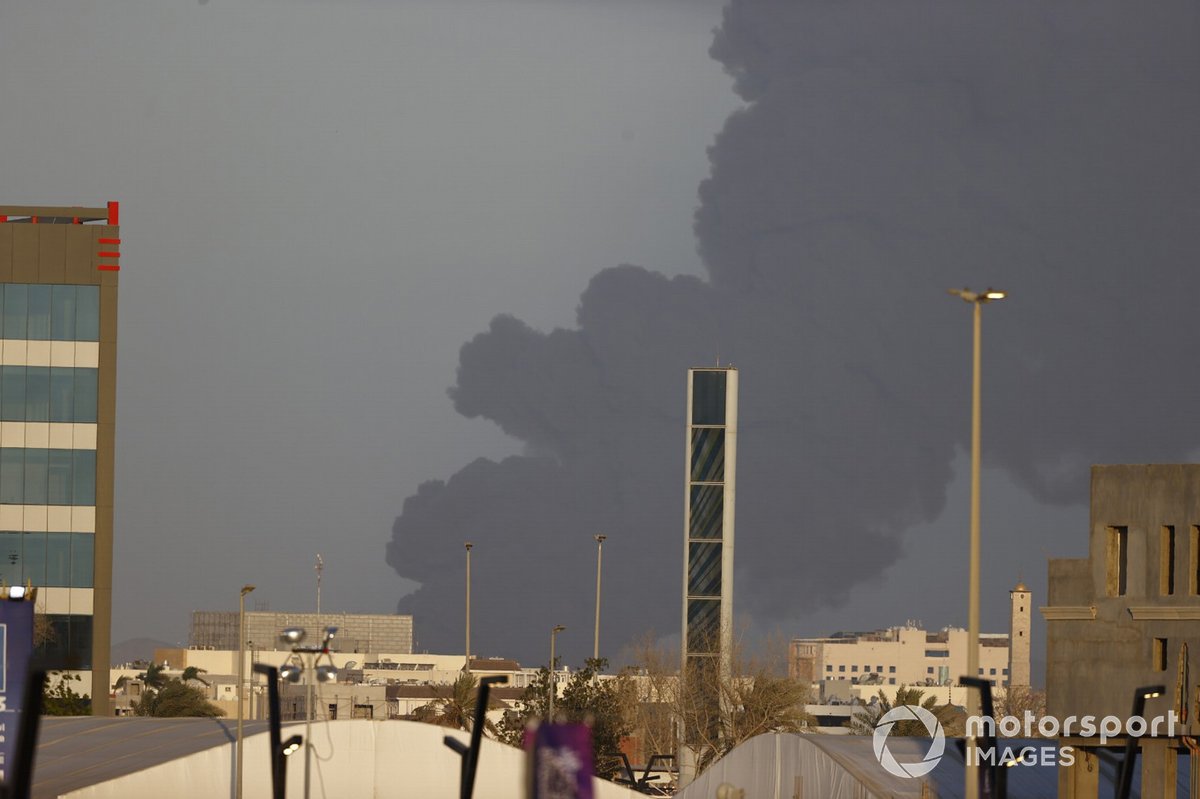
[0,583,37,601]
[277,625,339,684]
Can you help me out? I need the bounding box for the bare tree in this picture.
[995,685,1048,735]
[620,631,811,775]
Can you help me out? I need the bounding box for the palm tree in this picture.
[848,685,960,736]
[137,662,169,691]
[181,666,209,686]
[135,680,224,718]
[412,672,499,734]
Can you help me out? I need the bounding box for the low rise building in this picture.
[189,610,413,654]
[790,617,1019,694]
[1041,464,1200,799]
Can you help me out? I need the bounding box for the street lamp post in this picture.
[1117,685,1164,799]
[549,625,566,720]
[465,542,473,673]
[949,287,1005,799]
[236,584,255,799]
[278,626,339,799]
[593,535,606,663]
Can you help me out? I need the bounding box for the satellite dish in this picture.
[344,661,358,670]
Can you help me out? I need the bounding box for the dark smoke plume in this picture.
[389,0,1200,666]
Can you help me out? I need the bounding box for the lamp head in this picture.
[282,735,303,756]
[595,534,607,543]
[948,287,1007,304]
[315,664,338,683]
[241,584,255,596]
[553,624,566,634]
[280,627,306,646]
[280,662,303,683]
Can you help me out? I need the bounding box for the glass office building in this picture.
[0,204,119,714]
[682,367,737,728]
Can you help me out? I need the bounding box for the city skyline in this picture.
[4,0,1200,672]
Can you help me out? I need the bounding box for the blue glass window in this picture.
[0,532,19,586]
[51,286,76,340]
[38,613,92,670]
[26,286,51,340]
[22,532,45,587]
[71,534,94,588]
[690,428,725,482]
[47,450,73,505]
[691,370,726,425]
[1,367,26,421]
[75,286,100,342]
[25,367,50,422]
[688,542,722,597]
[2,285,27,339]
[0,284,99,342]
[73,369,97,423]
[0,449,95,505]
[72,451,95,506]
[50,368,73,421]
[0,367,97,423]
[689,485,723,539]
[46,533,71,587]
[686,598,721,653]
[23,449,48,505]
[0,449,23,504]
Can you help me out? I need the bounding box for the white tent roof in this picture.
[32,717,641,799]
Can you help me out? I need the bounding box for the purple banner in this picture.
[526,722,594,799]
[0,601,33,784]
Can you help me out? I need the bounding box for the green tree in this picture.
[43,673,91,716]
[134,679,224,718]
[499,658,632,780]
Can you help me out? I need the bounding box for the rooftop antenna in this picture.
[315,554,324,618]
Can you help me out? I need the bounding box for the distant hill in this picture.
[111,637,177,667]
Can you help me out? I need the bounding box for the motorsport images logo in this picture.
[872,705,946,778]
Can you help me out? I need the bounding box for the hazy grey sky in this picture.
[5,0,1200,681]
[1,0,736,650]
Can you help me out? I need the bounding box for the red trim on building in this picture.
[107,201,119,226]
[97,252,120,258]
[97,265,120,272]
[98,238,121,244]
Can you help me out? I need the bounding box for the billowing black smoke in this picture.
[389,0,1200,666]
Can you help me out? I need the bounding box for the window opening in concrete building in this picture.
[1191,526,1200,595]
[1153,638,1168,671]
[1107,526,1128,596]
[1160,525,1176,595]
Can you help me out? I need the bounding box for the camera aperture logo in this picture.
[872,705,945,778]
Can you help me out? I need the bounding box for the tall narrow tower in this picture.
[1008,581,1032,689]
[0,204,119,715]
[680,366,737,783]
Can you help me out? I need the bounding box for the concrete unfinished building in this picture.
[190,610,413,654]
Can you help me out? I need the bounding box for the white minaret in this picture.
[1008,581,1032,688]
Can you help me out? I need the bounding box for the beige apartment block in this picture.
[790,586,1031,696]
